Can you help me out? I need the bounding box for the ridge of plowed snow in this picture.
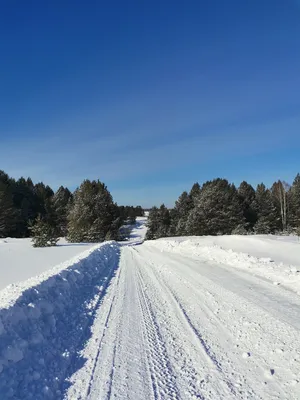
[0,242,120,399]
[152,237,300,294]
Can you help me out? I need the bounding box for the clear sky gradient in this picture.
[1,0,300,207]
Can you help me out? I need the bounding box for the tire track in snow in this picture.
[101,250,154,400]
[138,244,298,399]
[154,272,239,397]
[141,249,265,399]
[134,246,277,399]
[65,251,123,400]
[82,247,156,400]
[132,247,231,399]
[85,265,122,399]
[136,265,180,400]
[153,252,295,399]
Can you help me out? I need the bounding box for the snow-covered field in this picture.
[0,218,300,399]
[0,238,95,289]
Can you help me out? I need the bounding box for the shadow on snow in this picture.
[0,243,121,400]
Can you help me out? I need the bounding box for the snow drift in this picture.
[0,242,120,400]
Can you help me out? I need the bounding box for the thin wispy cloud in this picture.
[2,113,299,193]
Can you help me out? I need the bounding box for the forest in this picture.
[2,169,300,245]
[0,170,143,246]
[146,175,300,240]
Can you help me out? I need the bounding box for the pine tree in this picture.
[134,206,144,217]
[30,215,59,247]
[0,170,10,185]
[169,191,193,236]
[290,173,300,229]
[185,179,244,235]
[67,180,116,242]
[185,203,206,235]
[128,208,137,225]
[105,203,123,240]
[189,182,201,201]
[10,178,32,237]
[253,184,281,233]
[238,181,257,230]
[53,186,72,236]
[0,182,17,237]
[0,172,57,238]
[34,182,54,218]
[145,207,160,240]
[155,204,171,238]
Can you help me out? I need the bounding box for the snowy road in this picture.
[67,241,300,400]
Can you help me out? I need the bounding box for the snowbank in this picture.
[0,242,120,399]
[149,235,300,294]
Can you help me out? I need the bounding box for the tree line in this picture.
[0,170,144,246]
[146,174,300,240]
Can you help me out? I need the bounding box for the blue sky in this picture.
[1,0,300,207]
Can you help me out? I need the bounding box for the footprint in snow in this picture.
[264,369,275,379]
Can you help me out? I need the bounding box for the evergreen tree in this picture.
[155,204,171,238]
[12,178,37,237]
[34,182,54,218]
[117,206,128,227]
[0,182,17,237]
[290,173,300,229]
[0,172,53,238]
[189,182,201,202]
[53,186,72,236]
[253,184,281,233]
[3,167,300,241]
[30,215,59,247]
[185,203,206,235]
[168,208,178,236]
[105,203,123,240]
[169,191,193,236]
[67,180,117,242]
[117,205,144,225]
[185,179,244,235]
[134,206,144,217]
[145,207,160,240]
[0,170,10,185]
[238,181,257,230]
[128,208,137,225]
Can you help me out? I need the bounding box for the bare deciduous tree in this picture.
[272,180,290,231]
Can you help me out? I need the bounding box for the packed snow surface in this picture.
[0,220,300,399]
[126,216,147,245]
